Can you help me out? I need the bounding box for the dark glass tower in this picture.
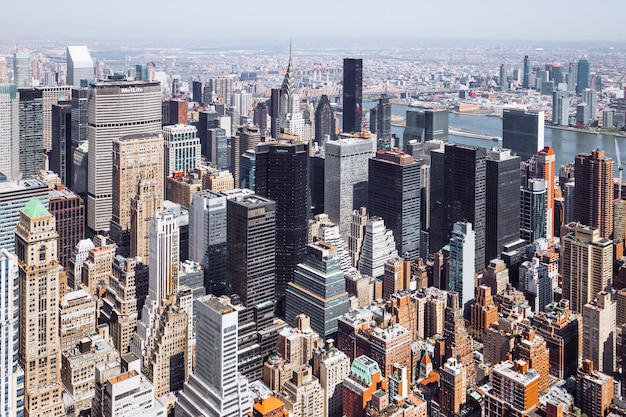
[485,148,520,263]
[374,95,391,148]
[255,138,309,317]
[314,94,335,144]
[368,150,421,259]
[502,109,544,162]
[343,58,362,133]
[50,101,72,186]
[403,109,449,144]
[431,144,486,273]
[192,80,203,105]
[523,55,531,89]
[18,88,44,178]
[576,58,590,94]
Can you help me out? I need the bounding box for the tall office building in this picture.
[16,199,64,417]
[314,94,335,144]
[256,139,308,316]
[485,148,520,262]
[231,126,262,187]
[110,133,164,256]
[69,87,88,190]
[86,80,162,234]
[315,344,350,417]
[342,355,386,417]
[0,84,19,180]
[325,138,373,239]
[530,146,556,238]
[575,360,614,417]
[448,222,476,314]
[189,190,228,295]
[368,150,421,258]
[431,144,486,273]
[285,242,350,339]
[574,149,614,239]
[50,101,72,185]
[13,52,31,88]
[253,101,268,133]
[0,178,48,254]
[552,90,569,126]
[38,86,72,152]
[342,58,363,133]
[561,224,613,313]
[192,80,203,105]
[18,88,44,178]
[371,95,391,146]
[438,357,467,417]
[163,124,201,178]
[104,256,140,355]
[581,89,597,125]
[175,295,252,417]
[520,178,547,242]
[502,109,544,162]
[403,109,449,143]
[49,186,84,270]
[277,54,304,139]
[66,46,93,87]
[583,291,616,374]
[576,58,590,94]
[357,217,398,280]
[522,55,531,89]
[0,249,23,417]
[500,64,508,90]
[443,291,475,384]
[209,75,234,105]
[226,191,276,308]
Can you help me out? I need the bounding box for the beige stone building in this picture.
[59,289,96,352]
[81,235,117,296]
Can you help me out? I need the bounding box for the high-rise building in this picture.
[562,224,613,313]
[209,75,234,105]
[500,64,508,90]
[342,58,363,134]
[403,109,449,144]
[325,138,373,240]
[50,101,72,185]
[576,58,590,95]
[314,94,335,144]
[552,90,569,126]
[357,217,398,280]
[285,242,349,339]
[514,329,550,393]
[485,360,539,417]
[176,295,252,417]
[66,46,93,87]
[438,357,467,417]
[0,178,48,254]
[18,88,44,178]
[277,365,324,417]
[485,148,520,262]
[277,54,304,139]
[469,285,498,342]
[523,55,531,89]
[49,186,84,270]
[431,144,486,273]
[519,257,553,312]
[520,178,547,242]
[502,109,545,162]
[314,343,350,417]
[581,89,597,125]
[231,126,262,188]
[575,360,614,417]
[0,249,23,417]
[0,84,20,180]
[448,222,476,313]
[163,124,200,178]
[226,190,276,308]
[368,149,421,258]
[81,235,117,296]
[189,190,227,295]
[574,149,614,239]
[13,52,31,88]
[16,198,64,417]
[371,95,391,146]
[529,146,556,238]
[129,178,161,265]
[69,87,88,190]
[255,138,308,316]
[583,291,615,374]
[110,133,164,256]
[38,86,72,153]
[104,256,140,355]
[86,80,162,234]
[443,292,475,383]
[342,355,387,417]
[253,102,268,133]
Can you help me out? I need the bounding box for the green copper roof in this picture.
[22,198,49,218]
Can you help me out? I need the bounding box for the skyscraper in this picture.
[562,224,613,313]
[13,52,31,88]
[448,222,476,313]
[575,360,614,417]
[574,149,614,239]
[576,58,590,94]
[50,101,72,185]
[530,146,556,238]
[439,357,467,417]
[368,149,421,258]
[175,295,252,417]
[163,124,201,178]
[520,178,547,242]
[277,53,304,139]
[502,109,545,162]
[403,109,449,144]
[325,138,373,239]
[0,84,19,181]
[48,186,84,270]
[110,133,164,256]
[357,217,398,280]
[583,291,616,374]
[523,55,531,89]
[16,198,64,417]
[66,46,93,87]
[0,249,23,417]
[209,75,234,105]
[372,95,391,147]
[255,138,308,316]
[552,90,569,126]
[314,94,335,144]
[342,58,363,133]
[485,148,520,263]
[431,144,486,273]
[500,64,508,91]
[86,80,162,234]
[18,88,44,178]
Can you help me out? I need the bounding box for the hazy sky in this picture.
[2,0,624,43]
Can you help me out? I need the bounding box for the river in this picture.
[362,102,626,170]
